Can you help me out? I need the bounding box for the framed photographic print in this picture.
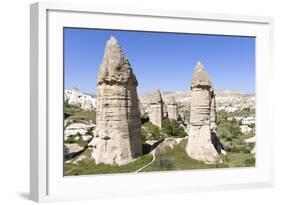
[30,2,274,202]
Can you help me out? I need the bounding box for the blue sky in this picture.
[64,28,255,94]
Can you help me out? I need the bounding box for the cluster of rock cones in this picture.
[88,36,222,166]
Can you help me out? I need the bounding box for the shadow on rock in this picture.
[211,130,231,153]
[142,138,165,155]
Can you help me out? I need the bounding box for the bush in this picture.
[217,115,242,141]
[245,158,255,166]
[141,121,163,141]
[162,118,186,138]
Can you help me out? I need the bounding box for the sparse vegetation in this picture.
[64,153,153,176]
[142,139,218,172]
[162,118,186,138]
[141,118,187,142]
[64,103,96,123]
[217,118,242,141]
[217,108,255,118]
[141,121,164,141]
[215,110,255,168]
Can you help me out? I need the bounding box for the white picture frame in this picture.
[30,2,274,202]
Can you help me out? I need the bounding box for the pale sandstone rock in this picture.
[82,135,93,141]
[187,126,220,164]
[225,106,239,112]
[64,143,83,154]
[242,116,255,125]
[66,123,93,130]
[186,61,220,164]
[65,89,96,110]
[166,96,178,120]
[148,89,164,128]
[240,125,253,133]
[64,129,88,138]
[64,122,95,138]
[140,89,255,115]
[89,36,142,166]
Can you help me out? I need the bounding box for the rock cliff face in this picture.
[148,89,164,128]
[89,36,142,165]
[186,62,220,164]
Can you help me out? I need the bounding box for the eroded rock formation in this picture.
[186,61,220,164]
[148,89,164,128]
[167,96,178,121]
[89,36,142,165]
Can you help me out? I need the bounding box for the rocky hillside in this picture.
[139,89,255,113]
[64,89,255,113]
[65,89,96,110]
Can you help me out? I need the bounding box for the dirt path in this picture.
[134,150,156,173]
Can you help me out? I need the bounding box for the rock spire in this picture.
[148,89,164,128]
[167,96,178,120]
[89,36,142,165]
[186,61,220,164]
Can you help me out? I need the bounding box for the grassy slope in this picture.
[142,139,217,172]
[65,103,96,123]
[64,153,153,176]
[64,136,255,176]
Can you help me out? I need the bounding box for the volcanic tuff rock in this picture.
[139,90,254,117]
[240,125,253,133]
[89,36,142,165]
[65,89,96,110]
[148,89,164,128]
[186,62,220,164]
[166,96,178,120]
[65,89,255,116]
[64,122,95,140]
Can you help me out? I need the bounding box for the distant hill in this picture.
[139,89,255,113]
[65,89,255,113]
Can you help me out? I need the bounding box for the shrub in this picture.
[162,118,186,138]
[245,158,255,166]
[217,114,242,141]
[141,121,163,141]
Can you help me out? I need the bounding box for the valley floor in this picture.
[63,103,255,176]
[64,138,255,176]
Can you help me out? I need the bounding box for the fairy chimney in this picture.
[148,89,164,128]
[167,96,178,120]
[186,61,220,164]
[89,36,142,165]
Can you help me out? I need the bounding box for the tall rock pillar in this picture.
[148,89,164,128]
[167,96,178,121]
[89,36,142,165]
[186,62,220,164]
